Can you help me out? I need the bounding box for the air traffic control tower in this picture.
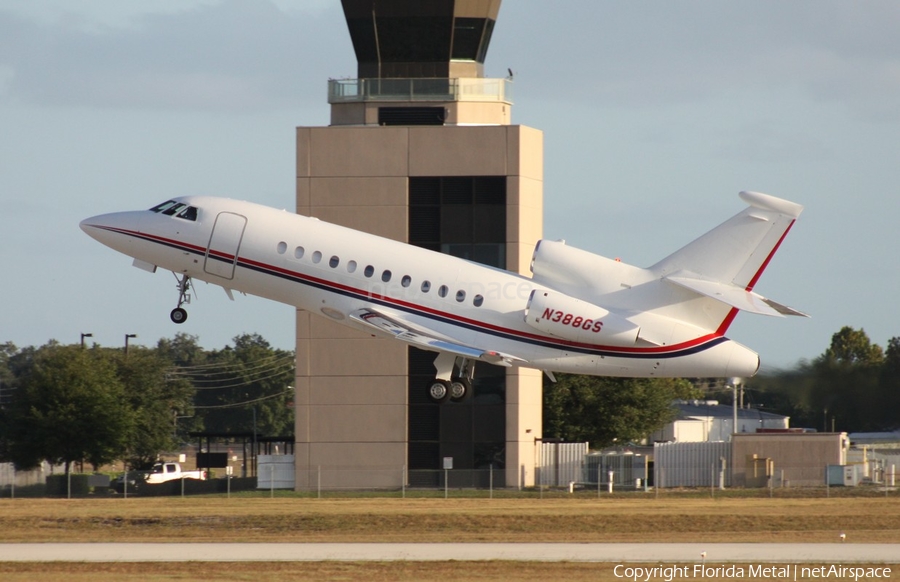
[295,0,543,489]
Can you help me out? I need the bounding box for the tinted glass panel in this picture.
[150,200,177,213]
[345,18,378,62]
[407,176,508,476]
[176,206,197,221]
[452,18,485,60]
[409,177,440,205]
[364,265,375,278]
[474,176,506,204]
[379,107,445,126]
[162,203,185,216]
[474,205,505,243]
[440,205,473,243]
[378,17,451,62]
[409,207,440,243]
[476,19,496,63]
[442,177,473,204]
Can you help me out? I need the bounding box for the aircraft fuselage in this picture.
[81,196,764,381]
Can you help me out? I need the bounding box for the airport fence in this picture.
[2,461,897,499]
[0,461,65,496]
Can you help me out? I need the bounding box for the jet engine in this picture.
[524,289,640,346]
[530,239,641,298]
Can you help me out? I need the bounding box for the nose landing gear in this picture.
[170,273,193,324]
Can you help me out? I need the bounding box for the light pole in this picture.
[80,333,93,348]
[124,334,137,356]
[727,377,742,440]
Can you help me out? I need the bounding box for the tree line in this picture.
[542,326,900,449]
[745,327,899,433]
[0,333,294,473]
[2,326,896,470]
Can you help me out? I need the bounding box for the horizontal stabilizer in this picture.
[666,274,808,318]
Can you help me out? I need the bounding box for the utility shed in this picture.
[731,433,848,487]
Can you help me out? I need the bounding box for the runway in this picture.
[1,543,899,563]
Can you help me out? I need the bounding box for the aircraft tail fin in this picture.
[651,191,805,326]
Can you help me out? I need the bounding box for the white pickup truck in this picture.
[144,462,207,484]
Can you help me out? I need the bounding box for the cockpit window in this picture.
[176,206,197,221]
[162,203,186,216]
[150,200,178,213]
[149,200,198,221]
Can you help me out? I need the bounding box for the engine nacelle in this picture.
[530,239,643,298]
[524,289,640,346]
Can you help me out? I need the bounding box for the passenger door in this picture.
[204,212,247,280]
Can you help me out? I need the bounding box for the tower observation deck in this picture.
[332,0,511,126]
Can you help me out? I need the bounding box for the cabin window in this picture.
[473,294,484,307]
[329,256,340,268]
[312,251,322,264]
[382,270,392,283]
[294,246,305,259]
[401,275,412,288]
[364,265,375,278]
[438,285,448,298]
[276,242,287,255]
[421,280,431,293]
[347,260,357,273]
[456,290,466,302]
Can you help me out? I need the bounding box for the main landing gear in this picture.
[427,353,474,404]
[170,273,193,324]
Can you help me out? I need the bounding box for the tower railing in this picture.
[328,77,513,104]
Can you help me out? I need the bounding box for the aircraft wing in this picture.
[665,274,808,318]
[349,308,527,367]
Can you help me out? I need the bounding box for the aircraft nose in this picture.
[80,211,144,252]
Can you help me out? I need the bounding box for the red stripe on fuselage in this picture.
[115,225,725,358]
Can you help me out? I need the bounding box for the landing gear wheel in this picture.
[170,273,193,325]
[449,378,472,403]
[170,307,188,324]
[428,380,452,404]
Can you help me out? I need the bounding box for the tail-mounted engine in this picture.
[530,239,640,298]
[524,289,640,346]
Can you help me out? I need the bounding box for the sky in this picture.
[1,1,898,371]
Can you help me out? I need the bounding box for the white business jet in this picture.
[81,191,806,403]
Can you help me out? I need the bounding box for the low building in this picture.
[649,400,789,443]
[731,432,848,487]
